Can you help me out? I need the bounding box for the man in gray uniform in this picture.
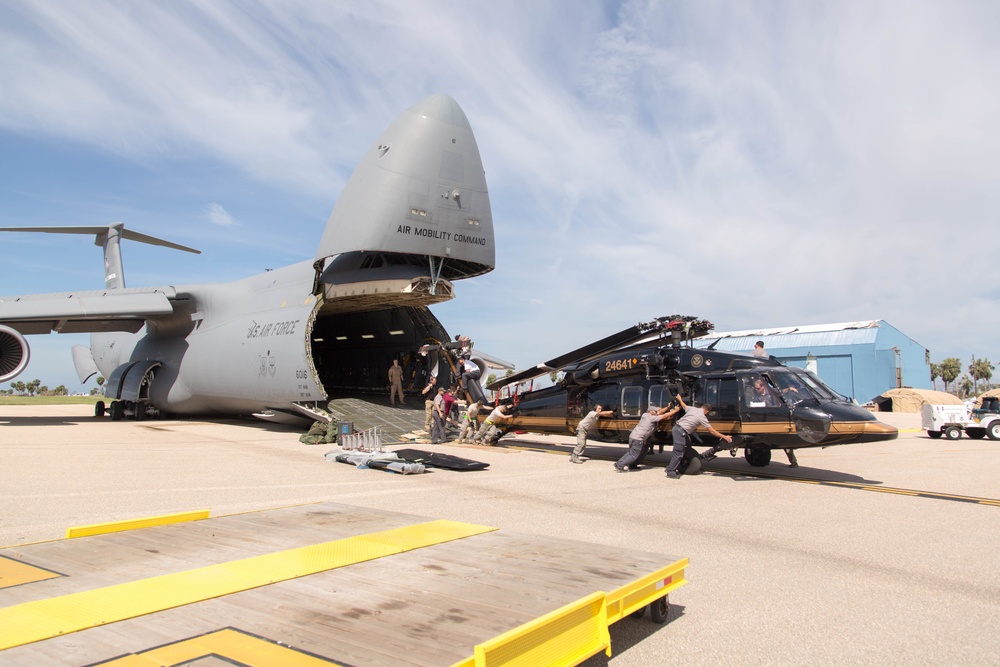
[570,404,615,464]
[456,399,484,443]
[668,394,732,479]
[473,403,511,445]
[614,404,678,472]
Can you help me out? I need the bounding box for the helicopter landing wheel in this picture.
[744,447,771,467]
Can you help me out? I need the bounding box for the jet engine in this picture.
[0,324,30,382]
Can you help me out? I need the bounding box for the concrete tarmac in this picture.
[2,406,998,665]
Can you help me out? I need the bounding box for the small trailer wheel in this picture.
[630,607,645,619]
[649,596,669,624]
[943,426,962,440]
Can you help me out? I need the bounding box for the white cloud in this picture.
[204,203,237,227]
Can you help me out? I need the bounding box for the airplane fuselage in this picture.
[1,94,496,422]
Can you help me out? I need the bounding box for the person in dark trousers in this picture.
[431,388,447,444]
[668,394,732,479]
[614,404,677,472]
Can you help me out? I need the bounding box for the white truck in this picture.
[968,396,1000,440]
[922,401,1000,440]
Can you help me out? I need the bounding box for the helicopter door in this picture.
[739,373,792,426]
[700,378,740,419]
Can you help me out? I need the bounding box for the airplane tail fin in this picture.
[0,223,200,289]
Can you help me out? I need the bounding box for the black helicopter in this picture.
[484,315,898,467]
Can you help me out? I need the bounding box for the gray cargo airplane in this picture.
[0,94,495,423]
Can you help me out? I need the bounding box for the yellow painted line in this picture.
[861,487,920,496]
[66,510,210,539]
[0,519,495,651]
[0,556,62,589]
[94,628,341,666]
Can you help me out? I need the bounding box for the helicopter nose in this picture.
[862,421,899,439]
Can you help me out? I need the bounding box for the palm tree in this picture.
[939,358,961,393]
[970,357,994,395]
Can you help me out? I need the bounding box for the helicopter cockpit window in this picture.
[768,371,811,404]
[621,386,643,417]
[796,370,839,400]
[743,374,782,408]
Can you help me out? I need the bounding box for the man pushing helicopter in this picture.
[665,393,732,479]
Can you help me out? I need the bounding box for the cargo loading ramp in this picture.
[0,502,687,667]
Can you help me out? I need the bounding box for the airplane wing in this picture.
[0,286,179,334]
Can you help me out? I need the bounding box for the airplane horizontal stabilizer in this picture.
[0,225,200,254]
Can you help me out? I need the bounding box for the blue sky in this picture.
[2,1,999,393]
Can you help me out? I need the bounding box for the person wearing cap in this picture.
[614,403,678,472]
[667,394,732,479]
[570,404,614,464]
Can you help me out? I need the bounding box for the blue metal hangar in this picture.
[695,320,930,404]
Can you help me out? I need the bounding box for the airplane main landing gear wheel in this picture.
[110,401,124,421]
[135,402,147,421]
[744,447,771,467]
[649,596,669,624]
[95,401,106,418]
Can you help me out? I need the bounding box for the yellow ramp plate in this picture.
[0,556,62,590]
[66,510,210,538]
[0,519,495,651]
[94,628,342,666]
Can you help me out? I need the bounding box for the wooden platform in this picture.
[0,503,686,666]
